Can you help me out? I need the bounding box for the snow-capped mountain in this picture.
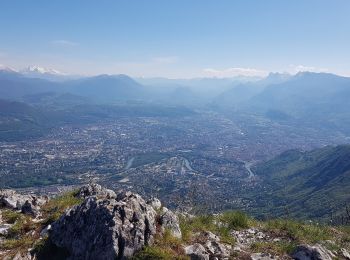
[22,65,65,75]
[0,64,18,73]
[20,66,71,81]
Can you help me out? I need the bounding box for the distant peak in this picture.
[22,65,66,75]
[0,64,18,73]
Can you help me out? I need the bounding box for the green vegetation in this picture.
[263,219,331,244]
[219,211,251,230]
[0,213,39,254]
[1,209,22,224]
[133,229,188,260]
[179,211,251,245]
[41,190,82,224]
[251,145,350,220]
[250,240,296,255]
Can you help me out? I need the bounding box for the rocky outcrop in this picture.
[291,244,334,260]
[159,206,182,238]
[185,243,210,260]
[78,182,116,199]
[49,185,181,259]
[185,231,232,260]
[0,189,47,217]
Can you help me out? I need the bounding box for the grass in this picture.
[6,215,37,238]
[250,241,296,255]
[179,210,251,245]
[263,219,331,244]
[218,211,251,230]
[41,189,82,225]
[132,246,187,260]
[0,236,35,250]
[1,209,22,224]
[133,229,188,260]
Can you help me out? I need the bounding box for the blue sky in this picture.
[0,0,349,78]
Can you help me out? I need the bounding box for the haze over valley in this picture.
[1,2,350,259]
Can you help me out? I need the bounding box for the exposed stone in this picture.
[341,248,350,260]
[12,251,33,260]
[49,187,159,259]
[250,252,275,260]
[40,224,51,237]
[0,189,47,217]
[159,206,182,239]
[77,183,116,199]
[202,231,232,259]
[147,197,162,210]
[291,244,333,260]
[185,243,210,260]
[0,223,12,236]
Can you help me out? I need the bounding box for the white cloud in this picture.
[51,40,79,47]
[290,64,329,74]
[202,67,268,78]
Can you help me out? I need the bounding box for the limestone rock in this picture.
[49,189,158,259]
[291,244,333,260]
[185,243,210,260]
[78,183,116,199]
[0,189,47,217]
[341,248,350,260]
[159,207,182,239]
[0,223,12,236]
[147,197,162,210]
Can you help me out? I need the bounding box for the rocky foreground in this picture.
[0,184,349,259]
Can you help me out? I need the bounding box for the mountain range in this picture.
[251,144,350,220]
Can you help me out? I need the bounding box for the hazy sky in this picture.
[1,0,350,78]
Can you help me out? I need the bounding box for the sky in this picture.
[0,0,350,78]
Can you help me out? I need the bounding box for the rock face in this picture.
[49,185,180,259]
[292,244,333,260]
[0,189,47,217]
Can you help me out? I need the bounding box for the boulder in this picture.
[0,189,47,217]
[0,223,12,236]
[49,189,158,259]
[291,244,333,260]
[159,207,182,239]
[185,243,210,260]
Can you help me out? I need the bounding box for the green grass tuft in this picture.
[41,189,82,225]
[1,210,22,224]
[264,219,331,243]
